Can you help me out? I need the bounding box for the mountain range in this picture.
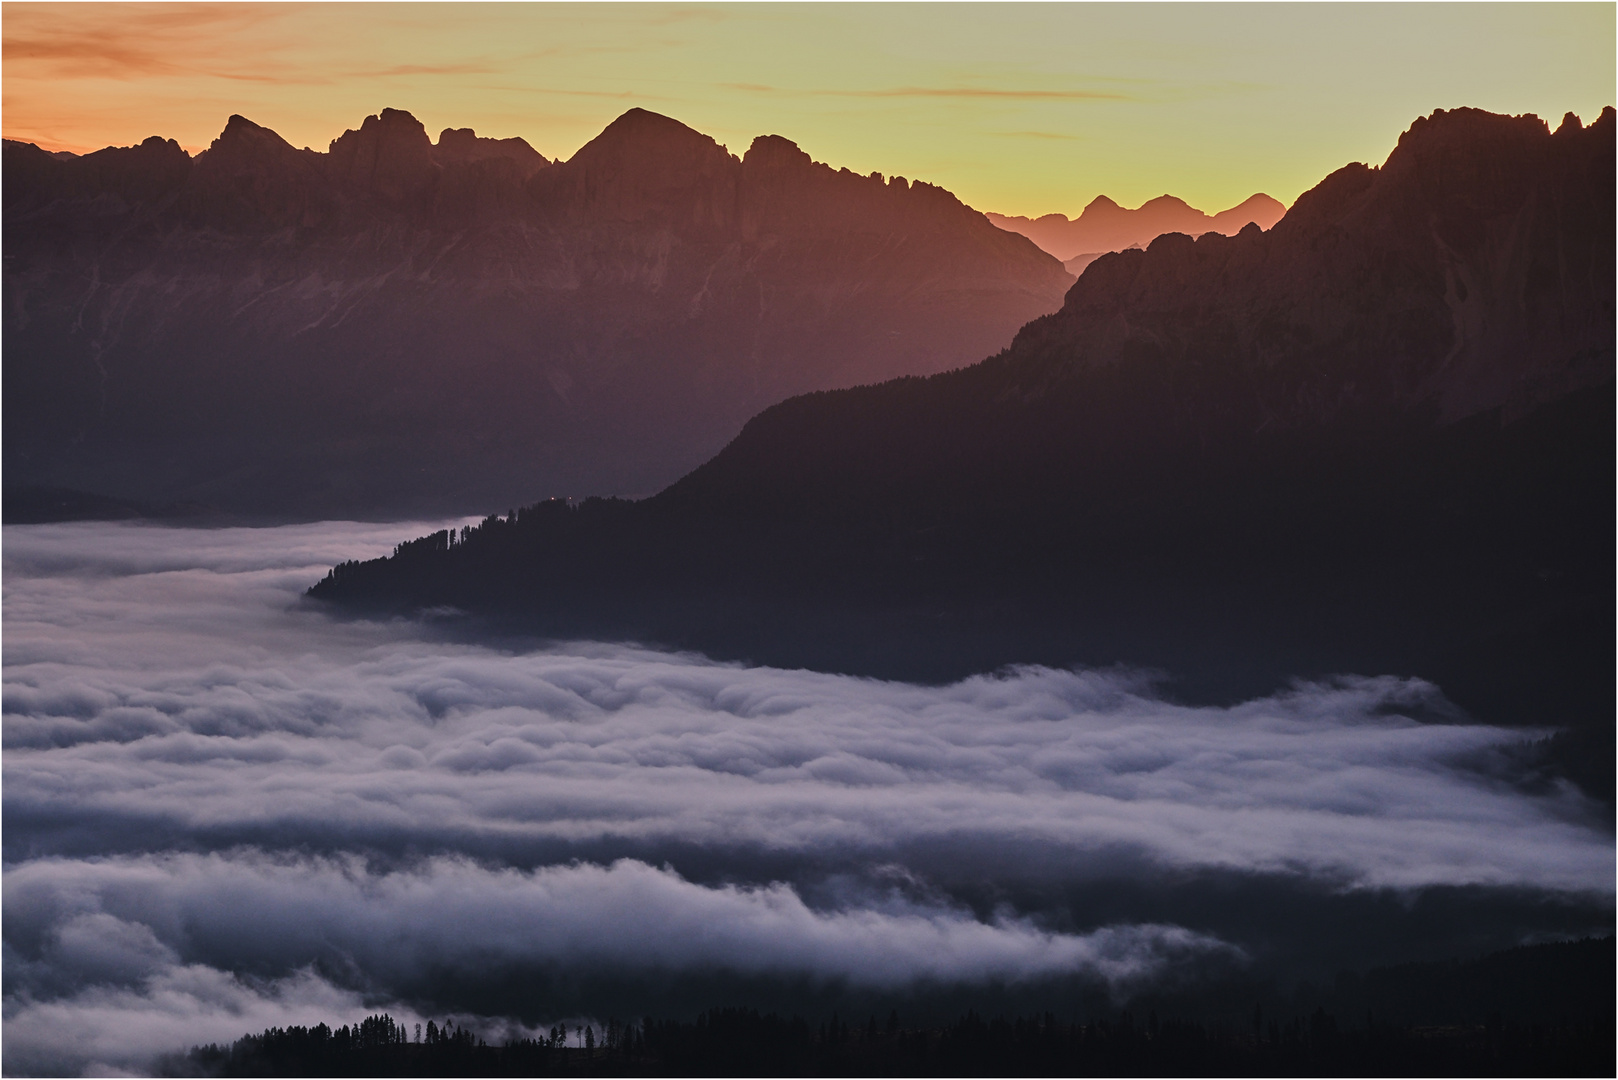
[3,108,1070,518]
[311,106,1615,797]
[987,192,1286,269]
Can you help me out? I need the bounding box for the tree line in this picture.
[167,1002,1612,1077]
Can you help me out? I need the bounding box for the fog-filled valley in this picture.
[3,521,1612,1075]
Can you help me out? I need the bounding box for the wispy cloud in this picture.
[2,4,290,79]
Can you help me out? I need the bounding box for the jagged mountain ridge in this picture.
[996,108,1614,430]
[3,107,1071,518]
[311,107,1615,773]
[988,192,1286,262]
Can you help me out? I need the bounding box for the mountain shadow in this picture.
[3,108,1070,520]
[310,107,1615,793]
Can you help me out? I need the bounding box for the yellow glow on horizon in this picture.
[2,3,1611,217]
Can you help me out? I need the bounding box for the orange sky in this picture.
[3,3,1612,217]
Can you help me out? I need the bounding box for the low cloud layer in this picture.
[3,853,1233,1076]
[6,851,1227,997]
[5,524,1607,891]
[1,963,373,1079]
[4,521,1613,1074]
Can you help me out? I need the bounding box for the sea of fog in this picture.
[4,520,1612,1075]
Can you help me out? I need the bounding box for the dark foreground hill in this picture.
[169,938,1614,1076]
[3,108,1070,519]
[311,107,1615,793]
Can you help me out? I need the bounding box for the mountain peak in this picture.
[1139,194,1195,212]
[433,127,549,176]
[328,108,435,202]
[743,134,812,170]
[1000,191,1279,261]
[582,106,708,151]
[562,107,736,175]
[1226,192,1285,212]
[328,108,432,153]
[1391,106,1554,161]
[196,115,306,178]
[211,114,295,153]
[545,107,738,224]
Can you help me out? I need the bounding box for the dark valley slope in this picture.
[3,108,1071,518]
[312,107,1614,779]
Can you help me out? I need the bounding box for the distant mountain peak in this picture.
[546,106,738,223]
[199,114,305,174]
[742,134,813,173]
[433,127,549,176]
[212,114,294,151]
[989,191,1286,261]
[328,108,432,154]
[328,108,435,202]
[616,105,670,125]
[1137,194,1192,211]
[580,107,720,154]
[222,113,262,134]
[562,107,732,172]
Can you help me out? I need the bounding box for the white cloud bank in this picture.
[5,524,1609,893]
[3,520,1612,1074]
[3,852,1229,1076]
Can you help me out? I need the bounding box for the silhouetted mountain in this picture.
[3,108,1069,518]
[990,191,1286,261]
[311,107,1615,792]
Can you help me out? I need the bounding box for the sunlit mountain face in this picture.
[3,5,1615,1073]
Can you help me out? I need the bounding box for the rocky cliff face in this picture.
[1005,107,1613,431]
[3,107,1069,517]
